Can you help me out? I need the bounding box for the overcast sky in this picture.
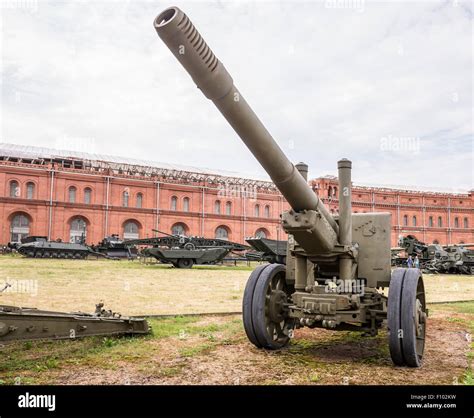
[1,0,472,192]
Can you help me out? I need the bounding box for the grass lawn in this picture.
[0,302,472,385]
[1,254,473,316]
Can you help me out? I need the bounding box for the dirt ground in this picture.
[0,303,472,385]
[1,255,473,316]
[0,256,472,385]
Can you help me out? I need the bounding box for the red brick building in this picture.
[1,144,472,247]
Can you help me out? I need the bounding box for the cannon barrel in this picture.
[154,7,338,235]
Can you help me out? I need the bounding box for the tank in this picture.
[154,6,427,367]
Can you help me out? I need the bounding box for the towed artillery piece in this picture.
[124,229,249,268]
[12,236,116,260]
[154,6,427,366]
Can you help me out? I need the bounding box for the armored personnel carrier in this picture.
[15,236,109,259]
[154,6,427,367]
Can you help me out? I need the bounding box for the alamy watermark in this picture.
[325,0,365,12]
[0,280,38,296]
[380,135,421,154]
[1,0,38,13]
[217,183,258,201]
[325,278,365,296]
[55,136,97,154]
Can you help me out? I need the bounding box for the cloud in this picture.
[1,0,472,191]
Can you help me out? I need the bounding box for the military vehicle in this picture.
[93,235,138,259]
[124,229,249,268]
[0,302,149,342]
[245,237,288,264]
[15,236,113,259]
[154,6,427,366]
[393,235,474,274]
[425,244,474,275]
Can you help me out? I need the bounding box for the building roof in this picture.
[0,143,471,197]
[316,175,471,196]
[0,143,278,190]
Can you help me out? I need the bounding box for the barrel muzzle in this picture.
[154,7,233,100]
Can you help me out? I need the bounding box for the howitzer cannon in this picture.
[154,6,427,366]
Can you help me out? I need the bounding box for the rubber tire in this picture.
[242,264,268,348]
[252,264,290,349]
[388,268,426,367]
[177,258,194,269]
[401,269,425,367]
[388,268,406,366]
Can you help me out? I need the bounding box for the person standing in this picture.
[407,255,413,268]
[414,255,420,269]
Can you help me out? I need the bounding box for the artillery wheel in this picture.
[177,258,194,269]
[388,268,427,367]
[244,264,294,349]
[242,264,268,348]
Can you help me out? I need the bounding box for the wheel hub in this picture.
[415,298,425,337]
[268,290,287,322]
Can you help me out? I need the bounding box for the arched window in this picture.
[433,240,439,244]
[10,214,29,242]
[170,196,178,211]
[136,193,143,209]
[454,217,459,228]
[123,221,139,240]
[122,190,129,207]
[403,215,408,226]
[9,181,20,198]
[412,216,417,227]
[437,217,442,227]
[84,188,92,204]
[215,226,229,240]
[264,205,270,218]
[225,201,232,215]
[428,216,433,227]
[328,186,332,198]
[254,204,260,217]
[214,200,221,214]
[26,182,35,199]
[171,222,187,236]
[464,218,469,228]
[68,186,77,203]
[183,197,190,212]
[333,187,338,197]
[70,217,87,243]
[255,228,269,239]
